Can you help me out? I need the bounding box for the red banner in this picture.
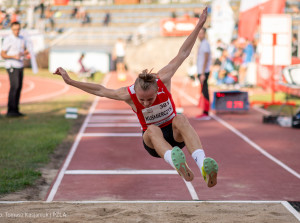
[160,18,198,37]
[238,0,286,41]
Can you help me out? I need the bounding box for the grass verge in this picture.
[0,68,103,196]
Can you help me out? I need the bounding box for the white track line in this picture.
[65,170,177,175]
[184,181,199,200]
[93,109,133,114]
[22,83,70,103]
[0,200,284,204]
[22,79,35,94]
[89,119,139,123]
[173,84,300,179]
[89,116,137,120]
[281,201,300,221]
[46,73,112,202]
[82,133,141,137]
[46,97,100,202]
[0,79,35,99]
[87,123,141,127]
[0,78,69,101]
[211,114,300,179]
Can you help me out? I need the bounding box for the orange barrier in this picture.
[160,18,198,37]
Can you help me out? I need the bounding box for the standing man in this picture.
[112,38,127,81]
[196,27,212,120]
[1,21,28,117]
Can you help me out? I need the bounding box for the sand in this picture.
[0,202,298,223]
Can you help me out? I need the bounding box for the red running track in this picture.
[46,72,300,202]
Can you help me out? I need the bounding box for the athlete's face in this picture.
[135,86,157,108]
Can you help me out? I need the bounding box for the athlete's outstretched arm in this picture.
[157,7,208,89]
[53,67,130,101]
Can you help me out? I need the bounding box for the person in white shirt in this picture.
[113,38,126,75]
[196,27,212,120]
[1,21,29,117]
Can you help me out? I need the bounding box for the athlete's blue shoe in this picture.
[201,157,218,187]
[171,146,194,181]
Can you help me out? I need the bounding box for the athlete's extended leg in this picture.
[143,124,194,181]
[172,114,218,187]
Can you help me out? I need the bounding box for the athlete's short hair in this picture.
[134,69,158,91]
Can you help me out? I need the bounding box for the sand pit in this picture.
[0,201,299,223]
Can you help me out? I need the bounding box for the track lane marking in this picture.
[281,201,300,221]
[46,97,100,202]
[65,170,177,175]
[82,133,141,137]
[87,123,141,127]
[64,170,199,200]
[46,73,112,202]
[173,82,300,179]
[93,109,133,114]
[211,114,300,179]
[90,116,137,120]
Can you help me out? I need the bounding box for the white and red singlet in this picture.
[127,79,177,131]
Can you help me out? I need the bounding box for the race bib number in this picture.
[142,99,174,125]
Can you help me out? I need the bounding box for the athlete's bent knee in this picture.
[173,114,190,128]
[145,125,162,138]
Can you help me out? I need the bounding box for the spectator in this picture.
[1,22,29,117]
[0,10,6,29]
[113,38,126,75]
[227,38,237,60]
[34,0,45,19]
[292,33,298,57]
[78,53,95,80]
[214,39,226,60]
[70,6,78,19]
[171,10,177,19]
[76,6,86,19]
[81,11,91,26]
[10,9,21,23]
[2,10,11,28]
[217,49,237,86]
[103,10,111,26]
[239,38,254,86]
[193,9,200,18]
[45,5,55,32]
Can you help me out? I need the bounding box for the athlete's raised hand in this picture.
[53,67,72,84]
[198,7,208,25]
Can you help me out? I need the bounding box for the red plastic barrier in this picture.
[292,57,300,65]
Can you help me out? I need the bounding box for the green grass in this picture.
[249,91,300,115]
[0,68,103,195]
